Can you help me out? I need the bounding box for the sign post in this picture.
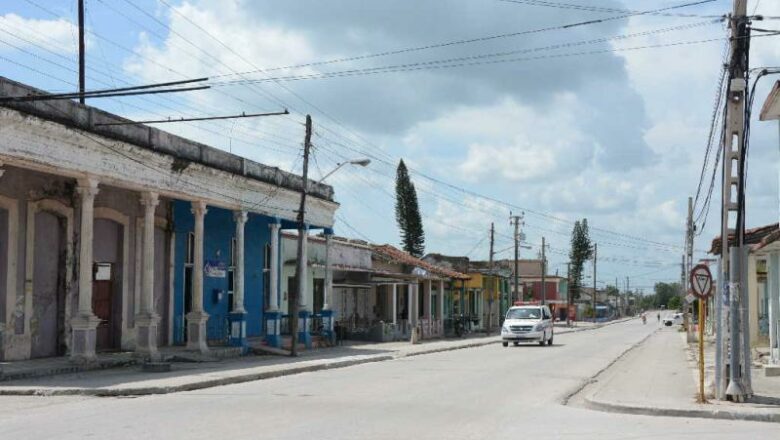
[690,263,714,403]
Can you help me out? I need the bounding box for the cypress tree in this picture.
[568,218,593,301]
[395,159,425,256]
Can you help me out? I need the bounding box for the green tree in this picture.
[395,159,425,256]
[654,282,681,308]
[668,295,681,311]
[568,218,593,301]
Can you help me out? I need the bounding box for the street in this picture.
[0,319,775,440]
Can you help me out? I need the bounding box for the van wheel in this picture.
[547,335,553,346]
[513,341,519,346]
[502,341,508,347]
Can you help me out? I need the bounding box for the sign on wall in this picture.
[205,260,227,278]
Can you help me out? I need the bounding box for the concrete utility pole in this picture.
[685,197,695,342]
[592,243,597,320]
[510,213,524,303]
[567,262,572,326]
[488,222,495,333]
[290,115,312,357]
[78,0,85,103]
[541,237,546,305]
[719,0,750,402]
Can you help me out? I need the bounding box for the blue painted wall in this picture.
[171,200,272,344]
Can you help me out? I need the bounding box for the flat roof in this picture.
[0,76,333,201]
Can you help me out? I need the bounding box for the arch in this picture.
[0,194,19,334]
[24,199,74,356]
[94,207,131,349]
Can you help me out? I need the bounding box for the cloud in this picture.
[0,13,77,54]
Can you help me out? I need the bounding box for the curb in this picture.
[0,337,500,397]
[583,396,780,424]
[0,318,636,397]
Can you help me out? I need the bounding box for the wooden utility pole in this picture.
[290,115,312,357]
[510,213,523,303]
[78,0,85,103]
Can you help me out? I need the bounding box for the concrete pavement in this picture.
[573,323,780,423]
[0,318,631,396]
[0,318,777,439]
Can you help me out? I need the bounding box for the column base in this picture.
[186,311,209,354]
[264,310,282,348]
[228,312,248,354]
[134,312,161,361]
[70,314,100,364]
[298,310,312,349]
[320,309,336,345]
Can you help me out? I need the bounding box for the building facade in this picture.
[0,77,337,361]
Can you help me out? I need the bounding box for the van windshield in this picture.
[506,308,541,320]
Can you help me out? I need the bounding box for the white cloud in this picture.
[0,13,77,54]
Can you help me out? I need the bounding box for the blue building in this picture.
[0,76,338,362]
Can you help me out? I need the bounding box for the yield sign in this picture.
[690,264,713,298]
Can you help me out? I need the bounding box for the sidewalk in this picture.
[575,325,780,423]
[0,319,629,397]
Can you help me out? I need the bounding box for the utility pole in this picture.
[78,0,86,103]
[488,222,495,333]
[685,197,695,342]
[567,262,572,326]
[541,237,546,305]
[510,213,524,304]
[592,243,597,319]
[719,0,750,402]
[290,115,312,357]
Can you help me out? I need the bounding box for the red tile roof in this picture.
[372,244,470,280]
[709,223,779,255]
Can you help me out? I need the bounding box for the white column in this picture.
[770,252,780,364]
[392,284,397,326]
[186,201,209,353]
[77,179,99,317]
[324,233,333,310]
[410,283,419,344]
[70,177,100,363]
[233,211,248,314]
[135,192,160,360]
[298,227,309,311]
[268,222,280,312]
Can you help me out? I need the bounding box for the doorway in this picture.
[30,211,66,358]
[93,263,115,351]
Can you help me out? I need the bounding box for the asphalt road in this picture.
[0,319,775,439]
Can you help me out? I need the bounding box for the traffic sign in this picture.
[685,293,696,304]
[690,264,714,298]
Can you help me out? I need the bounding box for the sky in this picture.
[2,0,779,293]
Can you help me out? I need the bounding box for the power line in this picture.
[210,0,720,79]
[498,0,724,18]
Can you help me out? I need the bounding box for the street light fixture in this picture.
[318,158,371,183]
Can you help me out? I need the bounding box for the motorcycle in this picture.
[641,314,647,325]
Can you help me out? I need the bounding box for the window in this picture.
[313,278,324,313]
[506,308,541,320]
[228,237,236,312]
[263,243,272,311]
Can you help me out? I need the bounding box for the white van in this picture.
[501,305,554,347]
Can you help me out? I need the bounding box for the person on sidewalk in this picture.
[657,312,661,324]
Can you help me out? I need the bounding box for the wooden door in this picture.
[93,263,114,351]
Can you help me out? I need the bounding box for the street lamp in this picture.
[318,158,371,182]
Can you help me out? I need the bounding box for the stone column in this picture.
[321,231,335,343]
[71,178,100,363]
[265,221,282,347]
[186,201,209,353]
[439,280,445,335]
[770,252,780,364]
[135,192,160,361]
[229,211,248,351]
[297,226,312,348]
